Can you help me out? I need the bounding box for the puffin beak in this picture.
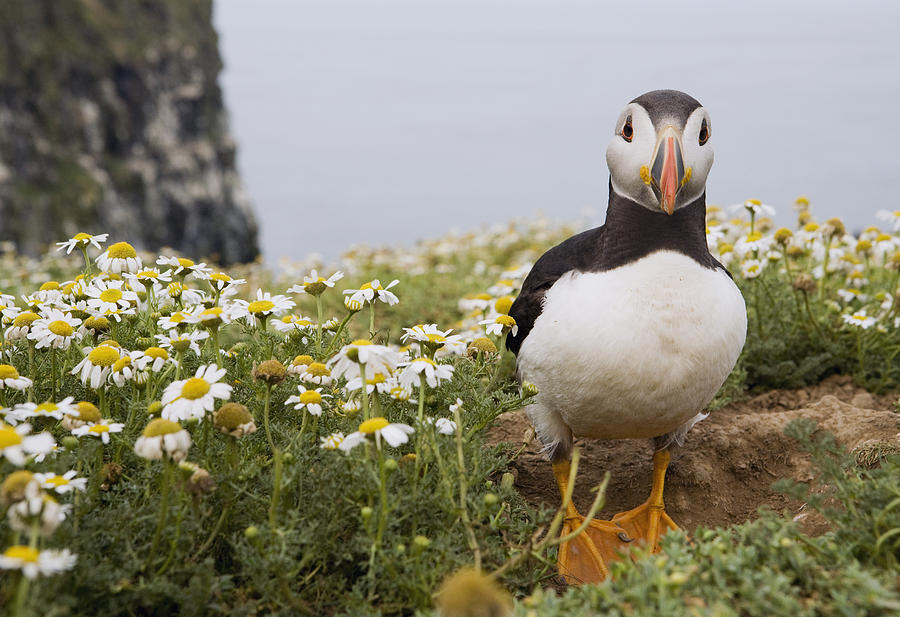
[650,126,685,215]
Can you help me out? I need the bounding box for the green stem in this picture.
[357,362,370,420]
[146,460,173,568]
[452,406,481,571]
[856,329,865,378]
[263,384,275,452]
[323,312,354,357]
[269,447,283,528]
[367,441,389,600]
[13,572,30,617]
[80,245,92,277]
[50,346,57,401]
[368,303,376,339]
[315,295,324,357]
[156,492,185,576]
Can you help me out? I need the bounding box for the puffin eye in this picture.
[622,115,633,142]
[699,119,710,145]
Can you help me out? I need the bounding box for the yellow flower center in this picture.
[299,390,322,405]
[210,272,231,282]
[475,293,491,301]
[0,364,20,379]
[248,300,275,314]
[40,281,59,291]
[307,362,329,376]
[145,346,169,360]
[35,402,59,415]
[88,345,120,367]
[75,402,101,422]
[496,315,517,328]
[99,288,123,303]
[177,258,195,268]
[803,222,819,232]
[143,418,182,437]
[876,233,892,242]
[351,339,372,346]
[137,270,159,279]
[494,297,513,315]
[746,198,761,206]
[0,425,23,448]
[48,320,74,337]
[168,282,185,297]
[181,377,211,400]
[291,354,314,367]
[100,339,121,348]
[359,417,389,434]
[113,357,132,372]
[169,312,187,323]
[45,475,69,487]
[367,373,387,385]
[13,312,39,328]
[73,232,92,242]
[107,242,137,259]
[200,307,222,318]
[89,424,110,434]
[84,316,110,331]
[745,231,763,243]
[360,282,375,290]
[3,545,39,563]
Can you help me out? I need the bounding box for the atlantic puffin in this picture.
[507,90,747,583]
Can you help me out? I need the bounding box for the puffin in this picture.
[507,89,747,583]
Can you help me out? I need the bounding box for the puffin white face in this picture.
[606,103,714,214]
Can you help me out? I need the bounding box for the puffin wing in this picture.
[506,225,605,355]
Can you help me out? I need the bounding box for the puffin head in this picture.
[605,89,713,215]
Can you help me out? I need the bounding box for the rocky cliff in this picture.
[0,0,258,264]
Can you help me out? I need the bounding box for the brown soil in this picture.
[489,375,900,535]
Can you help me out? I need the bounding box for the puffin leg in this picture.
[551,459,634,584]
[610,448,679,551]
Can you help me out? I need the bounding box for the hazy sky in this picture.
[214,0,900,262]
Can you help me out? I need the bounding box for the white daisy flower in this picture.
[26,309,82,350]
[109,352,141,387]
[209,272,246,295]
[875,209,900,232]
[740,259,764,279]
[0,364,33,391]
[0,546,77,579]
[134,346,173,373]
[284,385,330,417]
[842,310,876,329]
[156,255,212,280]
[71,344,121,388]
[8,488,70,537]
[345,371,392,394]
[85,278,138,313]
[338,417,414,453]
[123,267,173,288]
[271,314,316,334]
[12,397,77,422]
[320,432,345,450]
[287,270,344,296]
[458,293,494,312]
[71,420,125,444]
[133,418,192,462]
[155,330,209,357]
[156,310,195,332]
[399,357,455,389]
[299,362,333,385]
[0,422,56,466]
[95,241,142,274]
[340,399,362,414]
[5,311,40,342]
[231,289,296,325]
[400,324,466,355]
[425,416,457,435]
[328,340,401,381]
[343,279,399,306]
[734,232,772,257]
[161,364,232,422]
[730,199,776,218]
[480,315,518,337]
[836,288,867,304]
[56,232,109,254]
[33,470,87,494]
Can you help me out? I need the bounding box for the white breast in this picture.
[517,251,746,442]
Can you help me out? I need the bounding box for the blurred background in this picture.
[2,0,898,264]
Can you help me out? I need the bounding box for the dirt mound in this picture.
[490,375,900,535]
